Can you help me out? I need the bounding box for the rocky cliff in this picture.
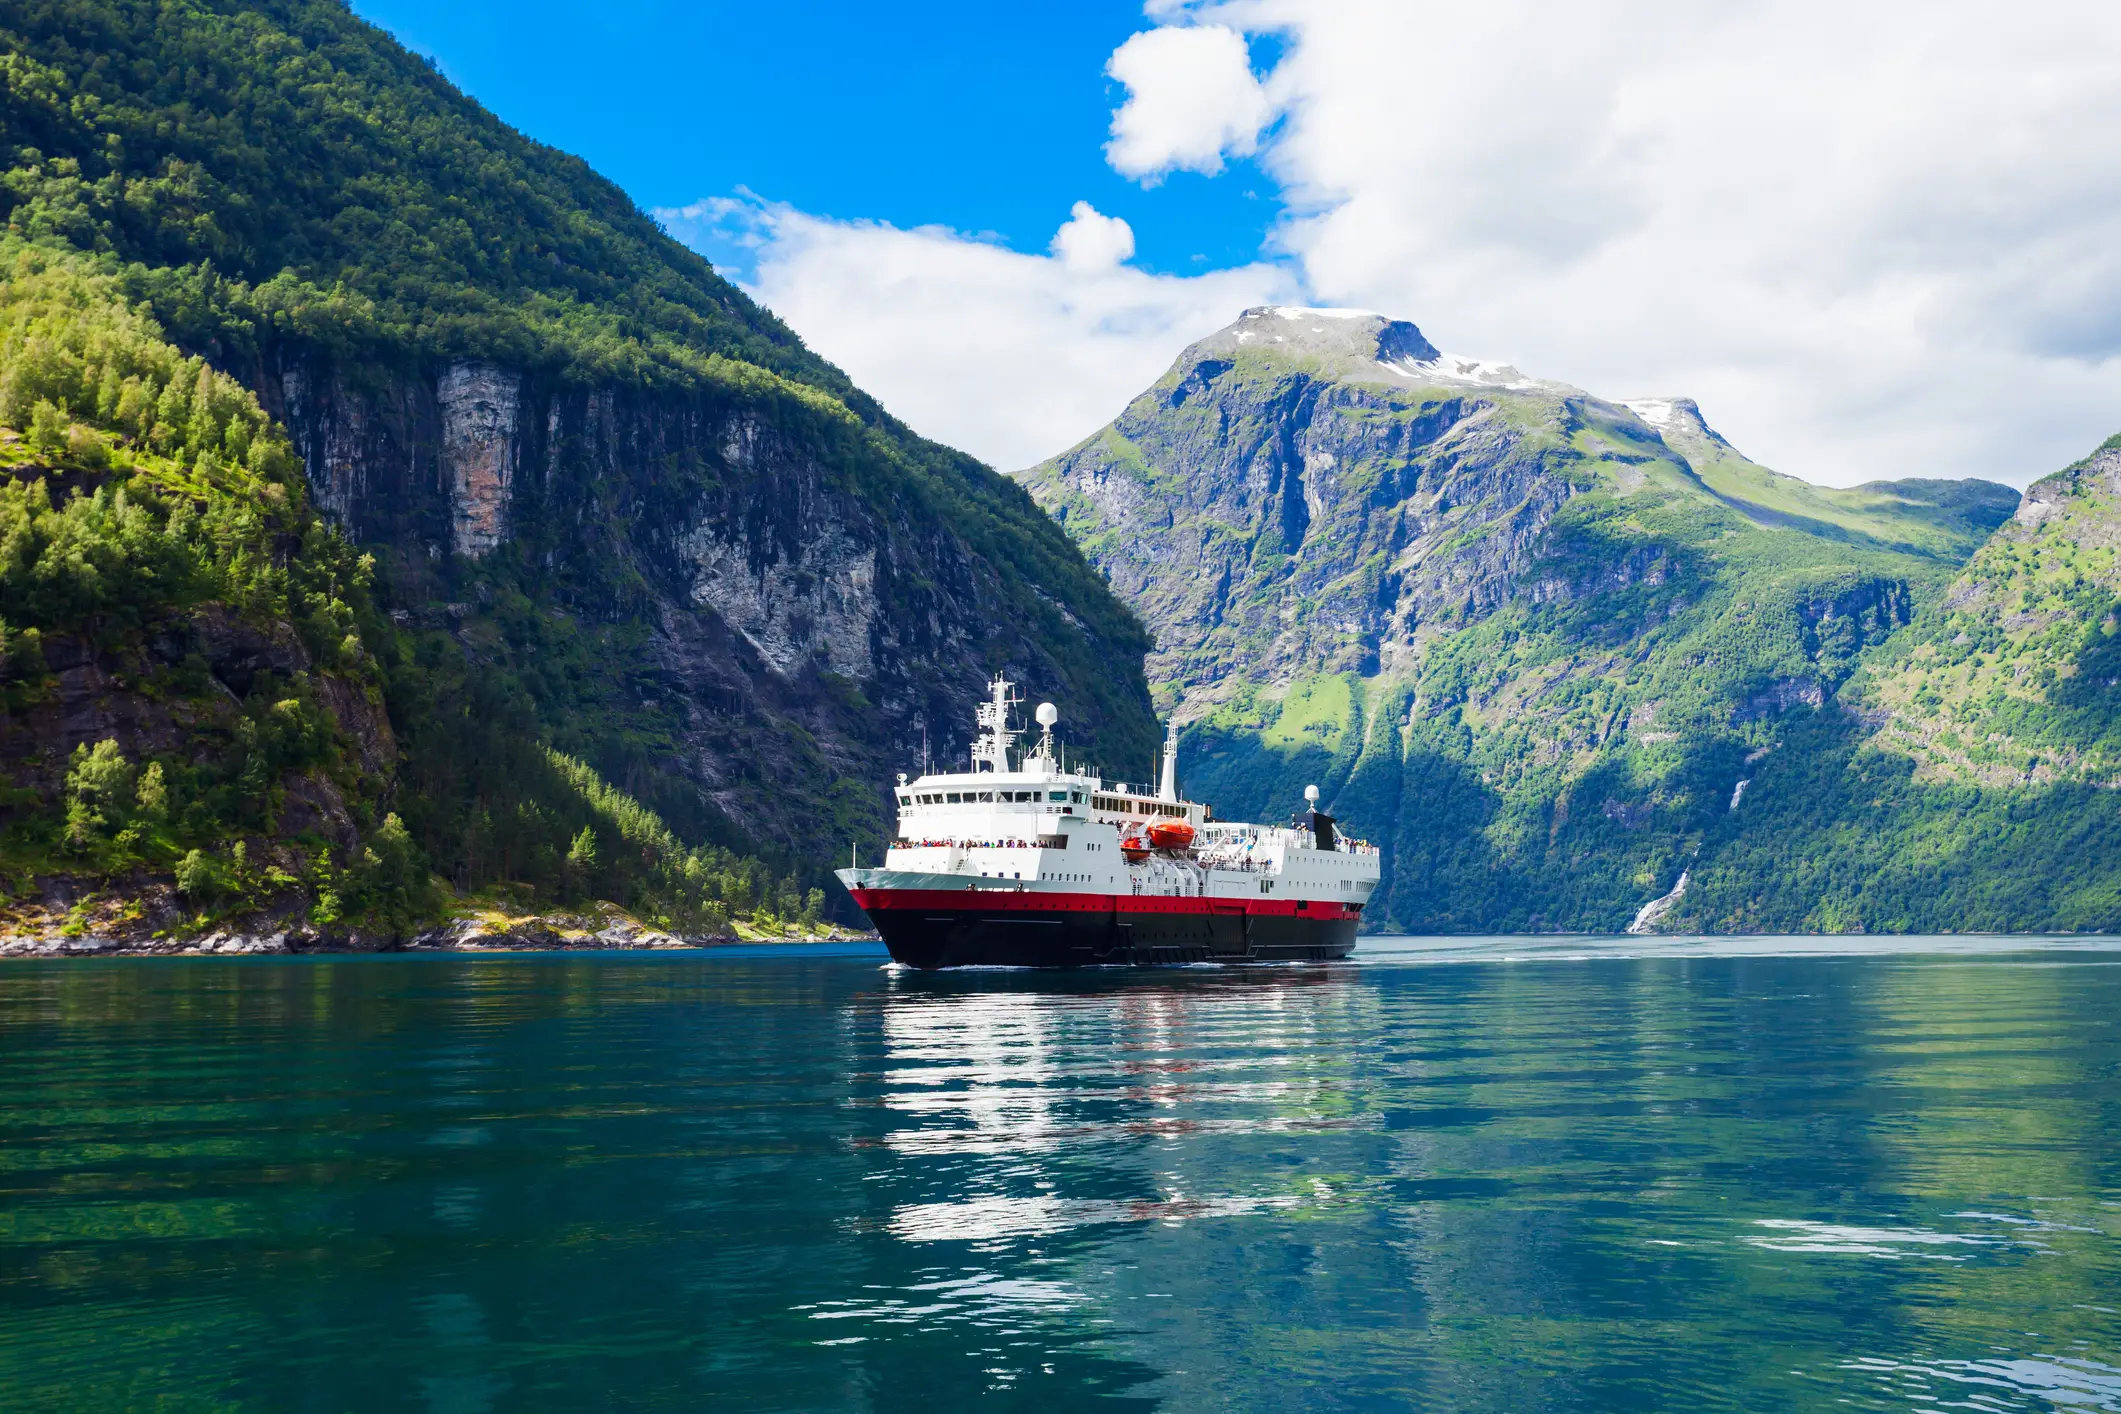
[255,345,1156,867]
[1022,306,2026,931]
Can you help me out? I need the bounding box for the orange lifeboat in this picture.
[1120,833,1151,863]
[1147,820,1195,852]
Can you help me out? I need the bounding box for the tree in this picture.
[345,813,430,934]
[564,825,600,901]
[63,739,134,852]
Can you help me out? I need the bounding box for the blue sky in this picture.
[351,1,2121,487]
[351,0,1279,278]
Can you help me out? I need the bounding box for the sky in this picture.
[353,0,2121,487]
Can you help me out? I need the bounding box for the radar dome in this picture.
[1304,784,1320,804]
[1035,702,1058,727]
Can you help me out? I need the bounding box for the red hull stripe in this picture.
[849,888,1361,922]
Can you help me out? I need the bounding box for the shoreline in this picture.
[0,908,877,959]
[0,933,880,958]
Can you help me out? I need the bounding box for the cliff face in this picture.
[0,598,392,857]
[261,347,1153,864]
[1023,307,2025,932]
[1030,308,1633,701]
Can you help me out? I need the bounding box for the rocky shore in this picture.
[0,892,872,958]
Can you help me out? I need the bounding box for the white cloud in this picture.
[1131,1,2121,486]
[657,197,1294,472]
[1050,201,1135,272]
[1105,24,1273,181]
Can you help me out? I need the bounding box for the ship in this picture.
[836,677,1381,968]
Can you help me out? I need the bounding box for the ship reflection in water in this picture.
[0,940,2116,1410]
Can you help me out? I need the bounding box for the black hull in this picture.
[864,901,1359,970]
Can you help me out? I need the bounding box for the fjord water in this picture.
[1,941,2116,1412]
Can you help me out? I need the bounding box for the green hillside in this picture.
[1857,433,2121,785]
[0,0,1160,941]
[0,240,827,938]
[1630,398,2019,560]
[1025,307,2043,932]
[0,0,843,393]
[1671,434,2121,933]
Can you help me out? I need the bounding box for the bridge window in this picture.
[947,792,961,803]
[977,791,994,802]
[1049,791,1067,802]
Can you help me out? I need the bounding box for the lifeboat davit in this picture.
[1147,820,1195,851]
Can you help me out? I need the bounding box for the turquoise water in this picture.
[1,937,2117,1411]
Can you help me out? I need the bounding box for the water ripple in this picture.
[0,948,2116,1410]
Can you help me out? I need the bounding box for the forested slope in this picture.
[0,0,1160,941]
[0,240,851,941]
[1672,434,2121,932]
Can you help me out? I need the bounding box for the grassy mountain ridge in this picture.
[1630,397,2019,561]
[1024,306,2044,932]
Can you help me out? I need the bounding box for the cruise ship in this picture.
[837,678,1380,968]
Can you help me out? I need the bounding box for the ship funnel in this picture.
[1158,721,1179,802]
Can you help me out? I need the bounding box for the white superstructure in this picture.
[876,677,1379,905]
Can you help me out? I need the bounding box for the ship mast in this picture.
[971,675,1020,774]
[1158,720,1180,801]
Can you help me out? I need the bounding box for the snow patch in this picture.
[1265,305,1382,320]
[1378,351,1548,393]
[1622,398,1678,427]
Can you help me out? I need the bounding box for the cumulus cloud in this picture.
[1133,0,2121,486]
[658,196,1293,472]
[1105,24,1273,180]
[1050,201,1136,272]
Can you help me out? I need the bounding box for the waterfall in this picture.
[1627,869,1690,935]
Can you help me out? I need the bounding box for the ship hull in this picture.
[847,887,1360,969]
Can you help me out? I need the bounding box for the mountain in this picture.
[1623,397,2019,562]
[1856,434,2121,786]
[1672,434,2121,932]
[0,0,1158,940]
[1021,306,2028,932]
